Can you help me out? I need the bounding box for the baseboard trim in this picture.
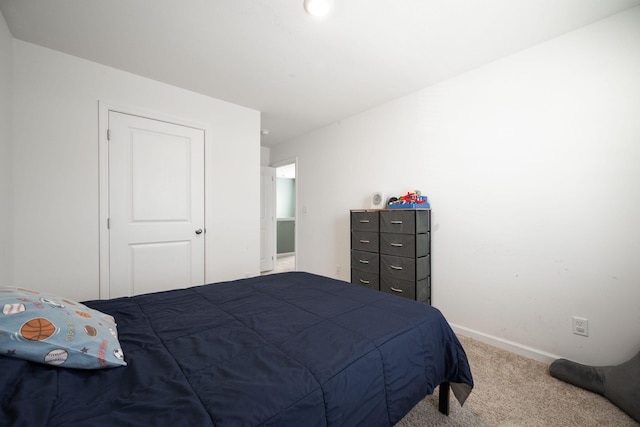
[450,324,561,365]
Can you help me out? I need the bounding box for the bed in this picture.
[1,272,473,426]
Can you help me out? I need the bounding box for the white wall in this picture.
[271,7,640,365]
[12,41,261,302]
[0,10,12,285]
[261,146,270,166]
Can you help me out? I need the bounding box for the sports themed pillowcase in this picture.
[0,287,126,369]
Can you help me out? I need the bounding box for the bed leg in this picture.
[438,382,450,416]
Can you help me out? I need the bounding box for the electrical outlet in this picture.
[336,265,341,275]
[572,316,589,337]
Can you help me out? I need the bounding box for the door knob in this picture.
[195,228,203,235]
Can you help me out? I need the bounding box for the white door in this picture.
[108,111,205,298]
[260,166,276,272]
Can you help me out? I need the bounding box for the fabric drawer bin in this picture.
[380,254,430,281]
[380,255,415,281]
[381,277,430,303]
[380,210,430,234]
[380,277,416,300]
[416,276,431,304]
[379,233,430,258]
[351,211,379,232]
[351,250,379,274]
[351,270,380,290]
[351,231,379,252]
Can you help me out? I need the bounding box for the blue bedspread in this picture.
[1,272,472,426]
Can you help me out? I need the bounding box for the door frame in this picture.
[271,157,298,272]
[260,166,276,272]
[98,101,210,299]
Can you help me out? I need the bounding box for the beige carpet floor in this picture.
[397,335,638,426]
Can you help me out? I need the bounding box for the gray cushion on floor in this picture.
[549,350,640,423]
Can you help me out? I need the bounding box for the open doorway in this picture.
[274,162,296,273]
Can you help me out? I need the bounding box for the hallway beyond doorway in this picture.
[262,254,295,275]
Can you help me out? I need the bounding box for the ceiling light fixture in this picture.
[303,0,334,18]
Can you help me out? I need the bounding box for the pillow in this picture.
[0,287,126,369]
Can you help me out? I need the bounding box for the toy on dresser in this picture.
[387,190,430,209]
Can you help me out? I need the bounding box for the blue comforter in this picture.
[1,272,473,426]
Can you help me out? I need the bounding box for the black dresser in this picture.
[350,209,431,304]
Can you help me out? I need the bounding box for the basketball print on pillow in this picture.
[0,287,126,369]
[20,318,57,341]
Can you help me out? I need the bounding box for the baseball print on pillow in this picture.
[0,287,126,369]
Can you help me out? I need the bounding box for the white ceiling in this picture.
[1,0,639,146]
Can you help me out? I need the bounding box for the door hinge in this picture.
[107,129,111,140]
[107,218,110,229]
